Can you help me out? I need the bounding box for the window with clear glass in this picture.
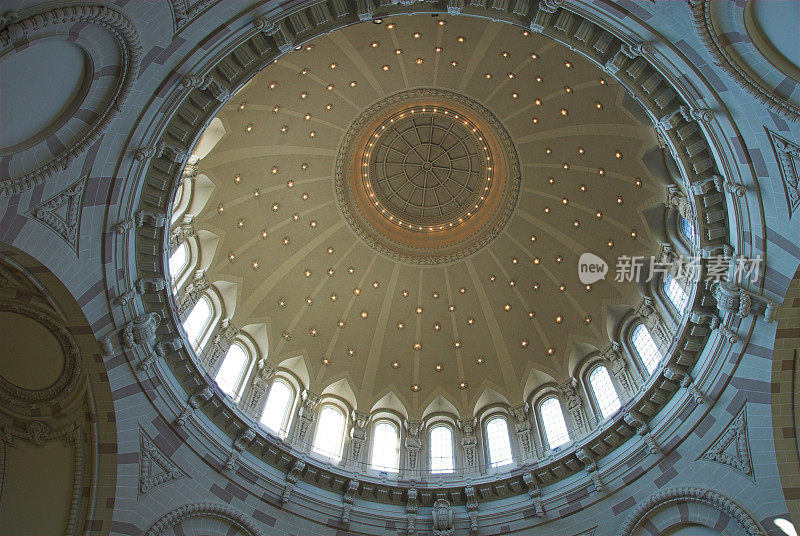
[540,396,570,449]
[680,216,694,242]
[663,272,689,313]
[370,421,400,472]
[214,343,248,400]
[632,323,662,374]
[429,425,454,474]
[168,241,189,283]
[260,380,293,436]
[588,365,621,420]
[485,417,513,468]
[312,406,345,461]
[183,295,212,351]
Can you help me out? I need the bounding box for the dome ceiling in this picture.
[186,14,664,416]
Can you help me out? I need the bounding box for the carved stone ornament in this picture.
[558,378,587,435]
[1,420,78,448]
[510,404,532,457]
[765,128,800,218]
[576,448,604,492]
[619,487,766,536]
[0,301,81,407]
[175,386,213,427]
[122,312,161,348]
[139,428,186,494]
[342,479,359,525]
[283,459,306,504]
[406,488,419,534]
[297,390,321,442]
[26,176,86,252]
[699,405,753,478]
[432,499,454,536]
[224,428,255,471]
[522,473,545,517]
[350,410,369,461]
[143,502,264,536]
[458,417,478,467]
[404,420,423,470]
[465,485,479,532]
[0,6,141,197]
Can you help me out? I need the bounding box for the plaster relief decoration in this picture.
[432,498,454,536]
[0,5,141,196]
[139,428,186,495]
[404,420,423,470]
[26,176,86,253]
[765,128,800,219]
[167,0,217,34]
[619,487,766,536]
[0,301,81,408]
[699,405,754,479]
[143,502,263,536]
[690,0,800,121]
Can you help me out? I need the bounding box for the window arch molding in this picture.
[657,272,691,319]
[258,377,296,438]
[310,396,351,463]
[480,409,515,469]
[215,329,261,401]
[170,233,200,294]
[182,289,223,354]
[170,175,194,225]
[626,320,664,379]
[580,358,623,424]
[530,386,572,452]
[368,416,402,473]
[615,309,667,382]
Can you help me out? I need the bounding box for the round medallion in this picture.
[336,89,519,264]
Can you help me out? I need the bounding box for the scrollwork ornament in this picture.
[144,503,264,536]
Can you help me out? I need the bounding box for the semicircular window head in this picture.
[632,323,662,374]
[168,241,189,284]
[429,425,455,474]
[540,396,570,449]
[260,380,293,437]
[183,295,212,351]
[370,421,400,472]
[214,343,248,400]
[485,416,513,468]
[589,365,621,420]
[312,406,345,462]
[663,272,689,313]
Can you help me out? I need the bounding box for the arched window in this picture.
[680,216,694,242]
[539,396,570,449]
[370,420,400,472]
[168,241,189,283]
[183,295,212,351]
[429,425,454,474]
[214,343,248,400]
[312,406,345,462]
[663,272,689,313]
[260,380,294,436]
[632,323,662,374]
[485,416,513,468]
[173,182,184,210]
[588,365,621,420]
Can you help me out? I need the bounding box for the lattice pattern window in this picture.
[632,323,662,374]
[183,295,212,351]
[370,421,400,472]
[260,380,293,436]
[168,241,189,283]
[589,365,621,420]
[312,406,345,461]
[680,216,694,242]
[540,396,570,449]
[429,425,454,473]
[214,343,248,400]
[663,272,689,313]
[485,417,513,468]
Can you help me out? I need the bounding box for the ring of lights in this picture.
[119,0,749,525]
[336,89,520,264]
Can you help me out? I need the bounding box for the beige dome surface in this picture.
[187,14,663,416]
